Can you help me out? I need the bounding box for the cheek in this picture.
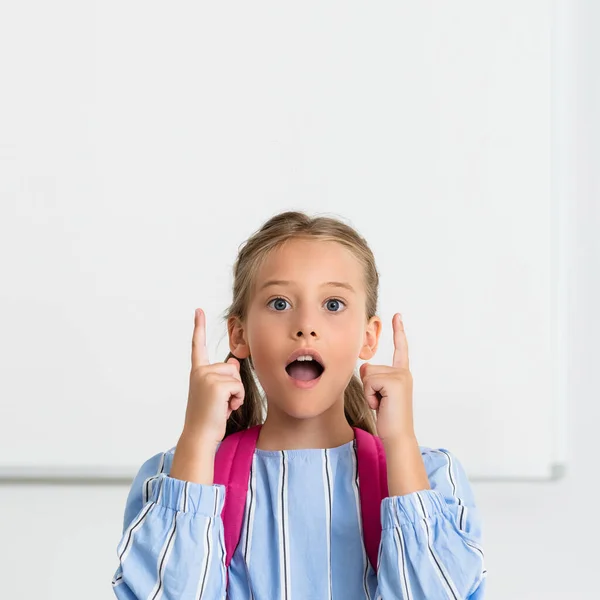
[337,318,365,343]
[246,329,279,371]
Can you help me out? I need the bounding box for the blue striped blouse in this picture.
[112,438,486,599]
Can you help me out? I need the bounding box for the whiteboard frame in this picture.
[0,0,571,484]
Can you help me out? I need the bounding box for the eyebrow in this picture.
[259,280,356,294]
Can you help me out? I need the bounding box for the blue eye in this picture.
[326,298,345,312]
[268,297,290,311]
[267,297,346,312]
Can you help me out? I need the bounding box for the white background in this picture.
[1,1,595,598]
[1,0,560,481]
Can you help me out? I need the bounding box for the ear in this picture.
[358,314,382,360]
[227,315,250,359]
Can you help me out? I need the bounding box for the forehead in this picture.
[256,238,364,284]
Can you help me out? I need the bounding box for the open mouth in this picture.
[285,356,325,382]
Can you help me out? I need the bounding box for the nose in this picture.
[292,305,320,339]
[296,329,318,338]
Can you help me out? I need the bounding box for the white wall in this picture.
[1,2,597,598]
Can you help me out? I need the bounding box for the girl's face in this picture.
[229,238,381,421]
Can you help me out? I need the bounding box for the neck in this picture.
[256,400,355,451]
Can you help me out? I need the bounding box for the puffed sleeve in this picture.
[375,448,487,599]
[111,450,228,599]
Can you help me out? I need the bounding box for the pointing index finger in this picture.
[391,313,409,370]
[192,308,210,368]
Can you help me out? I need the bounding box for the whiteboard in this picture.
[0,0,567,481]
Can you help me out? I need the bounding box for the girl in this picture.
[112,211,486,599]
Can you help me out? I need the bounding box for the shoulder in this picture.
[121,446,176,532]
[418,445,467,475]
[131,439,226,487]
[418,445,458,465]
[126,447,177,504]
[136,445,177,478]
[417,445,476,500]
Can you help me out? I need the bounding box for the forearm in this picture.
[170,432,218,485]
[383,434,430,496]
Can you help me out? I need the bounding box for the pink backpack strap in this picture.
[353,427,389,573]
[213,424,262,571]
[214,425,387,581]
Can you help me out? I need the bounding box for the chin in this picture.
[261,374,345,420]
[279,404,331,421]
[274,392,339,422]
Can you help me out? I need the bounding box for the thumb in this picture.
[227,355,241,372]
[359,362,368,379]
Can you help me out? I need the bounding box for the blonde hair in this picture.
[221,210,379,438]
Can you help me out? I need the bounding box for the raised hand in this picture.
[359,313,414,441]
[182,308,246,446]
